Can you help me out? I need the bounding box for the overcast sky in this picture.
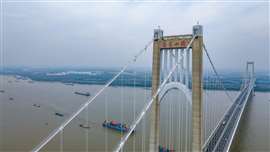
[1,1,269,71]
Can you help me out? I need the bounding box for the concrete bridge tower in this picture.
[150,25,204,151]
[246,61,255,95]
[149,28,163,152]
[192,24,204,152]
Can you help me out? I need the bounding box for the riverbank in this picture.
[1,67,269,91]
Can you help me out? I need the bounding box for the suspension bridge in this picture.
[31,24,255,152]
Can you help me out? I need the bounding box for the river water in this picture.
[0,75,269,151]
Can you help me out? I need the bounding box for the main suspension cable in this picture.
[31,39,153,152]
[203,43,233,102]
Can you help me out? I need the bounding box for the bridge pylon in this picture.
[246,61,255,96]
[150,25,204,151]
[191,25,204,152]
[149,28,163,152]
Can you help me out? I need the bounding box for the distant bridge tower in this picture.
[150,25,204,151]
[246,61,255,81]
[246,61,255,95]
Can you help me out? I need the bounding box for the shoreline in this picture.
[1,74,269,92]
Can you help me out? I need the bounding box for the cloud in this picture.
[2,1,269,71]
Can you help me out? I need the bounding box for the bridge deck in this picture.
[203,79,255,152]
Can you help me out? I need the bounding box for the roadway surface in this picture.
[203,80,255,152]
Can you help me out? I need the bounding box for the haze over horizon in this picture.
[1,1,269,71]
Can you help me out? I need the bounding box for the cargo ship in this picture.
[74,91,90,96]
[102,120,133,133]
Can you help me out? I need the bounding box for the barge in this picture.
[79,124,90,129]
[74,91,90,97]
[55,112,64,117]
